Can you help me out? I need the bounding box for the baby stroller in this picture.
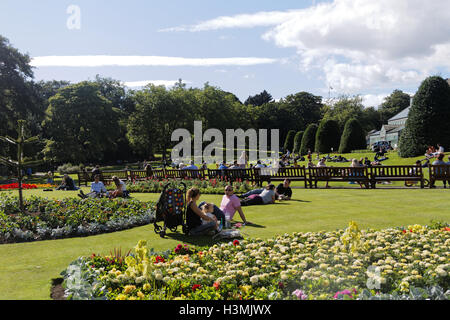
[154,182,188,238]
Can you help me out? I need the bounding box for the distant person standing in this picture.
[238,151,247,168]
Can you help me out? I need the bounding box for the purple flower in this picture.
[334,288,356,299]
[292,289,308,300]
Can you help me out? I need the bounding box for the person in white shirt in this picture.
[78,174,108,198]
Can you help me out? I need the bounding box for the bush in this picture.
[292,131,304,154]
[57,163,83,174]
[399,76,450,157]
[299,124,318,155]
[283,130,296,153]
[315,119,341,154]
[338,119,366,153]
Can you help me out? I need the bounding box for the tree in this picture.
[283,130,296,153]
[293,131,304,154]
[0,35,41,149]
[0,120,43,213]
[315,119,341,153]
[42,81,120,164]
[379,90,411,124]
[399,76,450,157]
[280,92,323,135]
[338,119,367,153]
[244,90,273,106]
[299,123,318,155]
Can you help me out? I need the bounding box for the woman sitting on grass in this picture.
[109,176,128,199]
[186,187,218,236]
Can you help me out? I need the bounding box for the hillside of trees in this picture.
[3,34,444,167]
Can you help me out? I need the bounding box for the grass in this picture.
[1,186,450,300]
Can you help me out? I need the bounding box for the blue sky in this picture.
[1,0,449,106]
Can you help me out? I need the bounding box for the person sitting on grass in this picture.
[78,174,108,199]
[109,176,129,199]
[240,184,276,206]
[186,187,218,236]
[56,174,78,191]
[220,186,251,225]
[275,179,292,200]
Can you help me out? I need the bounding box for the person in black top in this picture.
[275,179,292,200]
[186,187,218,236]
[56,174,78,191]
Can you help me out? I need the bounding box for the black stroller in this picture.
[154,182,188,238]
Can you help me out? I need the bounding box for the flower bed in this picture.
[115,178,255,194]
[60,221,450,300]
[0,183,56,190]
[0,193,155,243]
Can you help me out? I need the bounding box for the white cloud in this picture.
[123,80,189,88]
[31,55,277,67]
[165,0,450,93]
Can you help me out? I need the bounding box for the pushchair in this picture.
[154,182,188,238]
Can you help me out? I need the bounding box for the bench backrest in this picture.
[256,166,307,178]
[100,170,130,180]
[180,169,206,179]
[369,165,423,177]
[129,169,148,180]
[429,165,450,178]
[309,166,368,178]
[207,168,254,181]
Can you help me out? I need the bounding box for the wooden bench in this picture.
[77,171,91,187]
[369,165,424,188]
[207,168,256,184]
[99,170,130,185]
[129,169,149,181]
[179,169,207,180]
[428,164,450,188]
[255,166,308,188]
[309,166,370,188]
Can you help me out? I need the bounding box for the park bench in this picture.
[129,169,149,181]
[368,165,424,188]
[179,169,207,180]
[152,169,166,179]
[207,168,256,184]
[99,170,130,185]
[309,166,370,188]
[254,166,308,188]
[77,171,91,187]
[428,164,450,188]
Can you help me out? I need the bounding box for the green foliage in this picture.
[314,119,341,153]
[338,118,367,153]
[293,131,304,154]
[379,90,411,124]
[244,90,273,106]
[42,81,121,163]
[299,123,318,155]
[399,76,450,157]
[283,130,296,153]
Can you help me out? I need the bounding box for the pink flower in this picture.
[292,289,307,300]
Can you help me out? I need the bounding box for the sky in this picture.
[1,0,449,108]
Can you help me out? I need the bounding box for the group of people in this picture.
[185,178,293,236]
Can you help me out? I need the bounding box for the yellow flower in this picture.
[123,285,136,294]
[116,294,128,300]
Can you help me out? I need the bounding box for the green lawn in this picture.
[1,186,449,300]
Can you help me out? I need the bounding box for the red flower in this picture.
[443,227,450,232]
[192,284,201,291]
[213,282,220,290]
[402,229,406,234]
[154,256,165,264]
[233,239,240,246]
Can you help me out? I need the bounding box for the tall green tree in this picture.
[244,90,273,106]
[315,119,341,153]
[283,130,296,153]
[293,131,304,154]
[42,81,120,163]
[338,118,367,153]
[399,76,450,157]
[379,90,411,124]
[299,123,318,155]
